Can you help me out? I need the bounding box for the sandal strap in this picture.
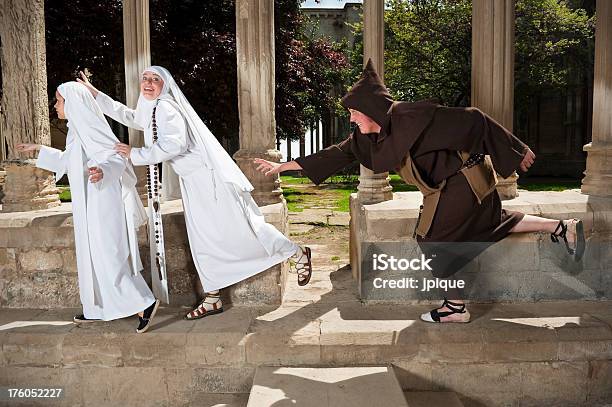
[293,248,312,279]
[550,220,575,255]
[430,299,467,321]
[443,299,466,313]
[188,298,221,319]
[550,220,566,243]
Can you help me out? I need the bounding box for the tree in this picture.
[514,0,594,107]
[44,0,349,153]
[348,0,594,109]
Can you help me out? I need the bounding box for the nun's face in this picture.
[141,72,164,100]
[54,91,66,120]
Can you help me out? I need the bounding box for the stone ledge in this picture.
[350,191,612,302]
[0,299,611,406]
[0,200,290,307]
[2,301,611,367]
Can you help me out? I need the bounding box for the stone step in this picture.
[247,366,408,406]
[1,298,611,406]
[403,391,464,407]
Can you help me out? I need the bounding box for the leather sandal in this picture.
[294,246,312,286]
[185,293,224,320]
[551,219,585,262]
[420,299,471,323]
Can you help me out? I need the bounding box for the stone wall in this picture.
[351,190,612,303]
[0,200,289,308]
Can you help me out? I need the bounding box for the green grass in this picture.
[57,177,582,212]
[58,186,71,202]
[518,182,580,191]
[282,186,315,212]
[280,175,312,184]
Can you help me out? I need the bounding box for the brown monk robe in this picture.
[294,60,528,305]
[296,60,526,246]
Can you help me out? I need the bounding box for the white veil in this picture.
[136,66,254,196]
[134,67,288,257]
[58,82,147,276]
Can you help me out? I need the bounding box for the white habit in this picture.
[96,67,299,292]
[37,82,154,320]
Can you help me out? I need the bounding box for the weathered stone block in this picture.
[391,360,435,391]
[121,333,187,368]
[519,361,589,406]
[80,366,168,406]
[18,249,62,272]
[59,248,78,274]
[431,362,522,406]
[1,333,65,367]
[478,234,539,273]
[0,248,16,273]
[62,334,124,368]
[6,273,80,308]
[185,332,246,366]
[0,366,82,406]
[165,366,255,394]
[482,340,559,362]
[586,360,612,405]
[320,344,419,366]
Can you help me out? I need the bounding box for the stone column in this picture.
[122,0,151,197]
[233,0,283,206]
[581,1,612,196]
[471,0,518,200]
[0,0,60,212]
[358,0,392,204]
[2,160,60,212]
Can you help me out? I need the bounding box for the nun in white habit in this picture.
[78,67,312,320]
[16,82,160,333]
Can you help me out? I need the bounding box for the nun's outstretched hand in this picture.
[115,142,132,159]
[88,167,104,183]
[76,71,99,98]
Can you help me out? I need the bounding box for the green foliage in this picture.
[384,0,473,105]
[514,0,594,105]
[348,0,594,108]
[45,1,349,150]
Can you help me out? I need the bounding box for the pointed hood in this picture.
[341,59,394,128]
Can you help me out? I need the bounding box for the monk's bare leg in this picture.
[509,215,579,245]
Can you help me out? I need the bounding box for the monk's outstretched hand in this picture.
[253,158,282,176]
[115,143,132,159]
[519,148,536,172]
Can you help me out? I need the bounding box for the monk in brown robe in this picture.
[254,60,585,323]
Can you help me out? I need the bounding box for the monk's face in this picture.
[141,72,164,100]
[349,109,381,134]
[54,90,66,120]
